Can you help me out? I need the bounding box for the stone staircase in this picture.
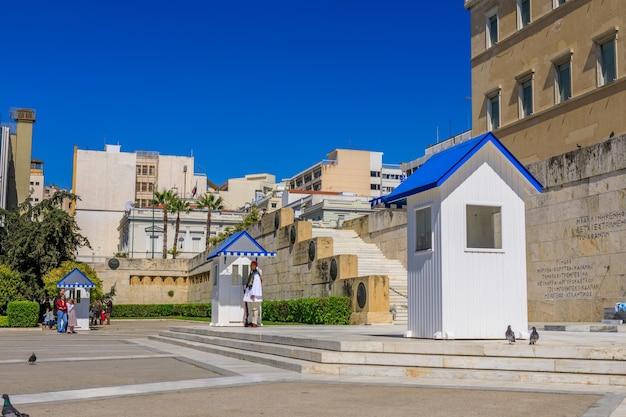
[311,228,408,324]
[149,326,626,386]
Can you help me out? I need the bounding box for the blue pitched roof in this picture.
[57,268,96,288]
[383,132,542,203]
[206,230,276,261]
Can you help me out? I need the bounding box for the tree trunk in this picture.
[162,211,168,259]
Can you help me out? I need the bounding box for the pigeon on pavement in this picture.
[28,353,36,365]
[505,325,516,344]
[529,327,539,345]
[2,393,30,417]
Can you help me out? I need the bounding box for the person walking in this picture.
[243,261,263,327]
[55,289,68,334]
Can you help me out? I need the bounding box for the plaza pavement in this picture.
[1,319,625,417]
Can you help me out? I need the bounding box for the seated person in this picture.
[43,309,56,330]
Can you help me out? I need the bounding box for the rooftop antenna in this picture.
[436,124,439,143]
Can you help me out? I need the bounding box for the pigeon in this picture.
[505,325,516,344]
[27,353,36,365]
[529,327,539,345]
[2,394,30,417]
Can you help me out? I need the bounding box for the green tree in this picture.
[0,264,25,315]
[0,191,90,302]
[152,189,176,259]
[169,196,191,255]
[195,193,224,248]
[208,206,261,246]
[42,261,102,304]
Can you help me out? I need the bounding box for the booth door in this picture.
[228,264,246,323]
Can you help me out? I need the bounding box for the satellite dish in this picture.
[124,201,134,212]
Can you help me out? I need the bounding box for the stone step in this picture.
[312,228,408,324]
[151,327,626,386]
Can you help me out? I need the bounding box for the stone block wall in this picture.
[526,135,626,322]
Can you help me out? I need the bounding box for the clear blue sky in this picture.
[2,1,471,189]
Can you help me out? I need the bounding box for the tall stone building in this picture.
[6,108,36,210]
[465,0,626,321]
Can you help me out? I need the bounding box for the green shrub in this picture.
[113,303,211,318]
[263,296,351,325]
[110,297,350,324]
[7,301,39,327]
[0,316,8,327]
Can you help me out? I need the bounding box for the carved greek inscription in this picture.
[575,210,626,240]
[536,259,598,299]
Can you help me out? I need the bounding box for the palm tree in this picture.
[169,196,191,255]
[195,193,224,248]
[152,189,176,259]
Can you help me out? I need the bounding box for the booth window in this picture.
[466,205,502,249]
[415,206,432,251]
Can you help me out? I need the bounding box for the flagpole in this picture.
[151,181,155,259]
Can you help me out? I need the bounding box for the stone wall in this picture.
[95,207,393,323]
[525,135,626,322]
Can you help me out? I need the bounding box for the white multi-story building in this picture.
[117,206,245,259]
[73,144,207,262]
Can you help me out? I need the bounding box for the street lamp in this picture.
[151,181,155,259]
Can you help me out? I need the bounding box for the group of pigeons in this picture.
[506,325,539,345]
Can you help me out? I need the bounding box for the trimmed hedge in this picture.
[0,316,8,327]
[111,297,352,325]
[113,303,211,318]
[7,301,39,327]
[263,296,351,325]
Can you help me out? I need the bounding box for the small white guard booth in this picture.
[383,132,542,340]
[57,268,96,331]
[206,231,275,326]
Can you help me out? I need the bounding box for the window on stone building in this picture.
[486,8,498,48]
[595,33,617,87]
[518,0,530,29]
[486,88,501,131]
[415,206,432,252]
[553,0,567,8]
[555,60,572,103]
[466,205,502,250]
[516,72,534,118]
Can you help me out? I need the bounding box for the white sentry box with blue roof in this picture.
[383,132,543,340]
[206,231,275,326]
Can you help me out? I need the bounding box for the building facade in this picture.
[73,144,207,262]
[29,159,44,205]
[466,0,625,163]
[6,108,35,210]
[216,173,276,210]
[286,149,402,199]
[117,206,245,259]
[466,0,626,322]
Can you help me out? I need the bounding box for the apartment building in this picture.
[73,144,207,262]
[466,0,625,162]
[216,173,276,210]
[286,149,402,198]
[29,159,44,205]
